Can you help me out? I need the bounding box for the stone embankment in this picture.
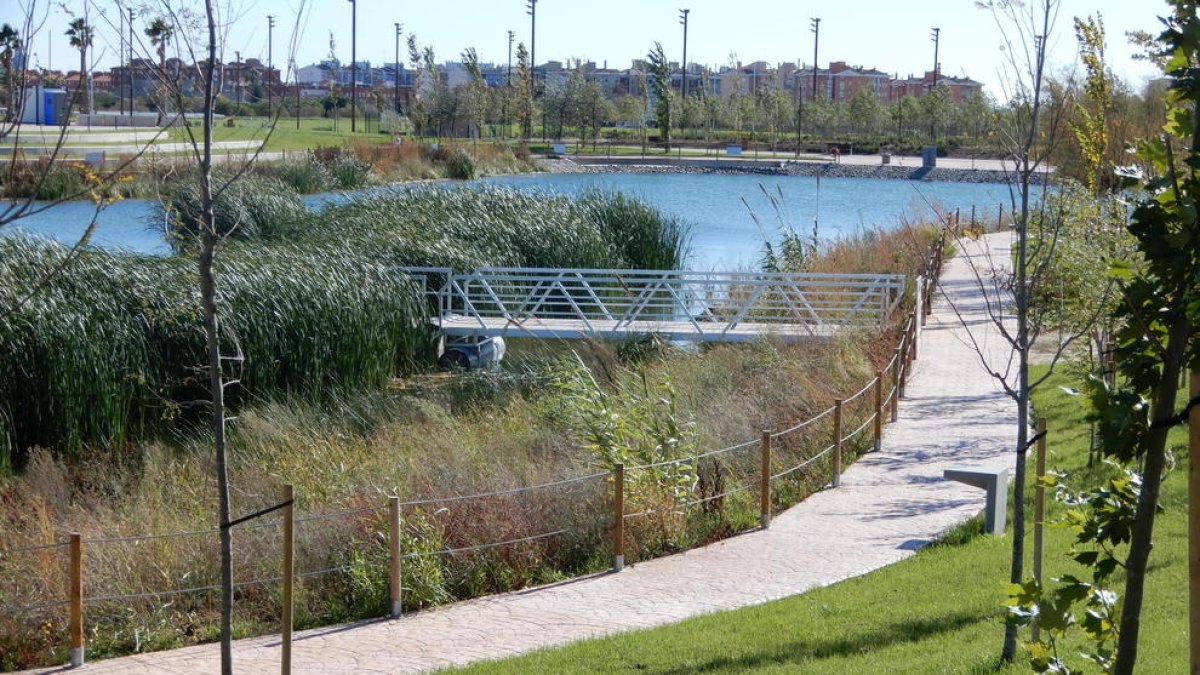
[545,156,1040,184]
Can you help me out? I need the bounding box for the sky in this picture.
[3,0,1165,98]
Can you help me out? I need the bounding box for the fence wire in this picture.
[771,444,835,481]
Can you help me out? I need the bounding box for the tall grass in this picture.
[0,236,428,470]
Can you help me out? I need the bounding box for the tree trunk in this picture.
[79,48,87,115]
[1113,308,1191,672]
[199,2,233,673]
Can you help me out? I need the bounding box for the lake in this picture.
[5,172,1011,270]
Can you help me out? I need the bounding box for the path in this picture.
[41,233,1017,674]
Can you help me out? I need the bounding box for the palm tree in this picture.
[0,23,21,121]
[144,17,174,124]
[65,18,92,115]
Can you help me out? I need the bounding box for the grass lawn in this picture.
[448,367,1190,674]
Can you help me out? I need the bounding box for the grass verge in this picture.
[447,366,1189,674]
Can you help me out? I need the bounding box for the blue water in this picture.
[4,173,1010,270]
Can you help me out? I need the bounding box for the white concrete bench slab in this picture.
[943,466,1009,535]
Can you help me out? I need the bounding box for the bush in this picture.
[273,153,333,194]
[447,150,476,180]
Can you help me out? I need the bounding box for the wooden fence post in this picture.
[1188,369,1199,674]
[389,496,402,619]
[899,340,909,400]
[69,532,83,668]
[913,277,924,360]
[760,431,772,529]
[832,400,844,488]
[874,371,884,453]
[1032,419,1047,644]
[613,463,625,572]
[281,484,294,675]
[891,348,902,419]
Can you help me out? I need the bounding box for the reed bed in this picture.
[0,237,428,471]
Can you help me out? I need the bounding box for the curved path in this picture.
[37,233,1017,674]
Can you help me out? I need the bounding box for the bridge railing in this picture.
[434,268,906,337]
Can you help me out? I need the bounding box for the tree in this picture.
[514,42,533,142]
[848,87,882,138]
[646,42,672,150]
[65,18,92,115]
[0,23,20,121]
[145,17,175,126]
[407,34,426,138]
[461,47,489,144]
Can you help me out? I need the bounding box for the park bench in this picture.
[943,466,1009,535]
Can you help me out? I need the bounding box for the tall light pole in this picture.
[119,10,125,115]
[810,17,820,101]
[348,0,357,132]
[267,15,275,119]
[235,50,242,111]
[394,23,403,114]
[128,8,135,113]
[507,30,514,86]
[679,9,689,100]
[930,27,940,141]
[292,57,300,129]
[526,0,537,89]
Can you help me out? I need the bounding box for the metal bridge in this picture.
[406,267,910,344]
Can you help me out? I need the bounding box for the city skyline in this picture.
[1,0,1164,99]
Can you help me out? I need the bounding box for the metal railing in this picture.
[413,267,905,342]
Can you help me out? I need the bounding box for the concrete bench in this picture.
[944,466,1009,535]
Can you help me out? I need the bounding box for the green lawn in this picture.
[448,368,1190,674]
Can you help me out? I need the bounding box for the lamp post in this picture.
[679,9,689,100]
[348,0,357,132]
[810,17,820,101]
[526,0,537,89]
[507,30,514,86]
[267,15,275,119]
[128,8,134,113]
[119,10,125,115]
[292,57,300,129]
[235,50,242,111]
[394,23,402,114]
[930,27,940,141]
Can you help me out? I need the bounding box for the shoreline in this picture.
[539,157,1039,185]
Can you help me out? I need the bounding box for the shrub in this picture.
[164,173,308,246]
[447,150,476,180]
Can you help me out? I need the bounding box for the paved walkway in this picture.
[44,234,1017,674]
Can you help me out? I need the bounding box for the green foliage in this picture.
[1012,3,1200,671]
[165,172,309,245]
[646,42,673,149]
[1070,14,1113,193]
[447,149,476,180]
[0,236,429,469]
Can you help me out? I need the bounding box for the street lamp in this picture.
[128,8,135,113]
[930,27,940,141]
[235,50,242,111]
[292,57,300,130]
[810,17,820,101]
[268,15,275,119]
[394,23,402,115]
[348,0,357,132]
[507,30,514,87]
[526,0,537,89]
[679,9,689,100]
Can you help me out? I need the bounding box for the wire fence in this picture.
[0,241,945,670]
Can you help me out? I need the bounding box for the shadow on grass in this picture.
[646,609,993,674]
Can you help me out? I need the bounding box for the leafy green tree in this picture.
[921,83,950,141]
[1070,14,1113,193]
[461,47,489,143]
[515,42,533,142]
[145,17,175,125]
[0,23,20,121]
[646,42,672,149]
[65,18,93,115]
[848,87,882,138]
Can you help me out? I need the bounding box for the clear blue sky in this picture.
[4,0,1164,97]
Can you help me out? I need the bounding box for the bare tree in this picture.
[926,0,1105,663]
